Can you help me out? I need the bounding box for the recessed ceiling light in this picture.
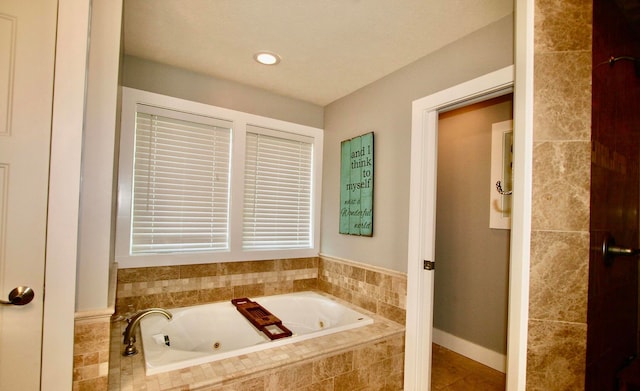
[254,51,281,65]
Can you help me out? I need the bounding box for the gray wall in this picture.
[321,15,514,272]
[119,15,514,276]
[434,95,512,353]
[122,56,324,129]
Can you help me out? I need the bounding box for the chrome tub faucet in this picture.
[122,308,172,356]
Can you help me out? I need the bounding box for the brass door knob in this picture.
[0,286,34,306]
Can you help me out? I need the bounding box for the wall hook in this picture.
[495,180,512,195]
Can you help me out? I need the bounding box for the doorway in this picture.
[404,66,528,390]
[430,94,512,390]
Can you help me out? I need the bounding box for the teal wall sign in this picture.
[339,132,373,236]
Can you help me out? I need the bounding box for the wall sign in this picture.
[339,132,374,236]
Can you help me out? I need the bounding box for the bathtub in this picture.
[139,291,374,375]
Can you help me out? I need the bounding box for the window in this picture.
[243,127,314,250]
[131,108,232,255]
[116,88,323,268]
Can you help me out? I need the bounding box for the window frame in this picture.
[116,88,324,268]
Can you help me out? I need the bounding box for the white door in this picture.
[0,0,58,389]
[404,108,438,389]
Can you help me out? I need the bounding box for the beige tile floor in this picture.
[431,344,505,390]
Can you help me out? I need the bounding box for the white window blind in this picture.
[131,108,232,254]
[243,128,314,250]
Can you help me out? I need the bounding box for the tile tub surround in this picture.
[115,258,319,316]
[115,256,408,326]
[318,256,407,325]
[107,295,405,390]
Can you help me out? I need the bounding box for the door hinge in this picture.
[423,260,435,271]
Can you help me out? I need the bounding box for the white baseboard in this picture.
[432,328,506,373]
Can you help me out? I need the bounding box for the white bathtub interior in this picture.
[139,291,374,375]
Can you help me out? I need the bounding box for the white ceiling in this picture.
[123,1,513,106]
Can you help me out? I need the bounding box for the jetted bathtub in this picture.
[139,291,374,375]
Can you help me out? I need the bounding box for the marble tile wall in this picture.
[73,315,112,391]
[528,0,592,389]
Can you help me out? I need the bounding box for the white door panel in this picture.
[0,0,57,389]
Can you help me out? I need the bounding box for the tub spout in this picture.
[122,308,172,356]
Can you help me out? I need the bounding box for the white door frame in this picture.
[41,0,90,389]
[404,65,530,390]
